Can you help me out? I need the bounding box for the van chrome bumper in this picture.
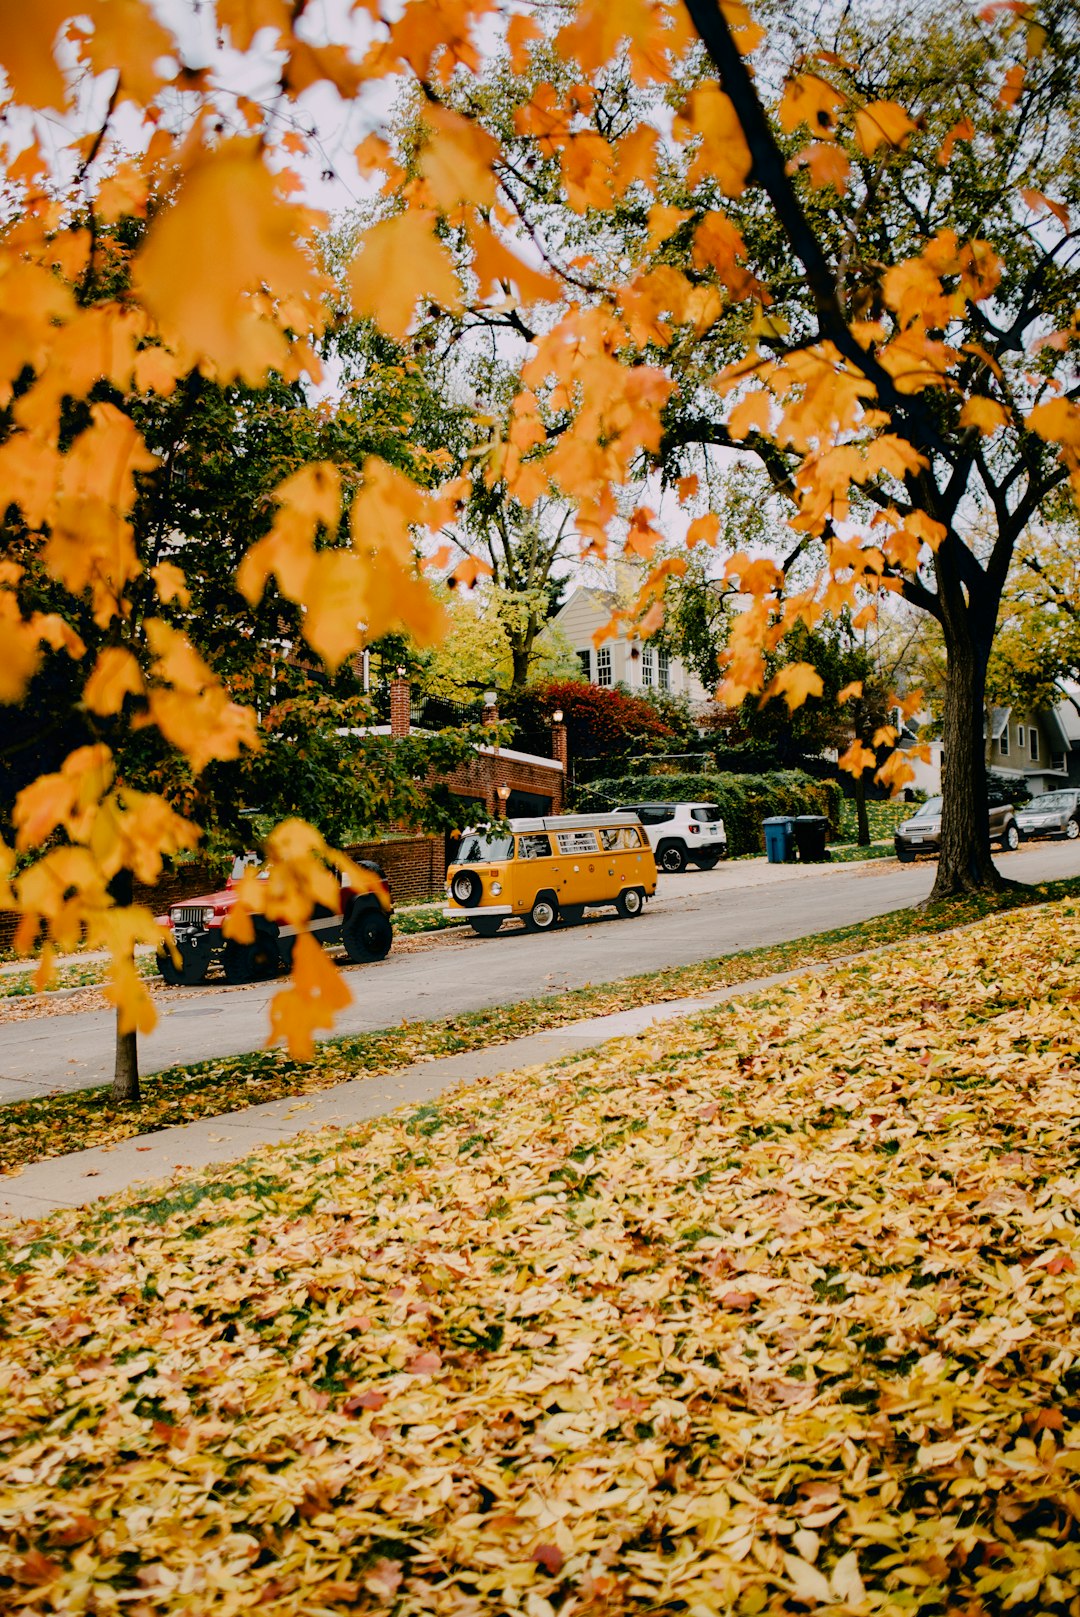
[442,904,514,918]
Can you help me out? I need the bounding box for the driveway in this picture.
[3,842,1078,1101]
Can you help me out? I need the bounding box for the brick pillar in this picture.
[551,721,568,812]
[482,697,499,726]
[390,675,410,738]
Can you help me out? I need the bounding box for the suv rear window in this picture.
[690,806,722,823]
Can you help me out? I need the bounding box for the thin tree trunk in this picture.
[854,768,870,847]
[930,617,1005,900]
[107,868,141,1105]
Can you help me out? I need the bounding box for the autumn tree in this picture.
[3,0,1080,1080]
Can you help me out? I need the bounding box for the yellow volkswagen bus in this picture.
[444,814,658,936]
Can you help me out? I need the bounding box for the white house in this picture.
[545,586,713,708]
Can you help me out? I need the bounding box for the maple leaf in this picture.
[267,931,352,1060]
[854,100,918,155]
[135,141,323,382]
[789,141,851,194]
[83,647,145,716]
[347,211,462,338]
[778,73,846,137]
[1026,397,1080,448]
[960,395,1009,435]
[675,83,753,195]
[0,0,73,107]
[687,512,720,547]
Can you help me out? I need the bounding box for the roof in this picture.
[987,706,1011,741]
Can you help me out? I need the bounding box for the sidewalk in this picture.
[0,962,814,1222]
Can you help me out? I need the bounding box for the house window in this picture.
[1016,725,1025,750]
[658,648,670,691]
[577,649,591,680]
[999,728,1009,757]
[1053,751,1067,773]
[597,645,612,687]
[641,644,654,687]
[1030,728,1039,761]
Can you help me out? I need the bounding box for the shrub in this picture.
[505,680,675,760]
[576,770,843,856]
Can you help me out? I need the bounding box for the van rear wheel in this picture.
[525,894,558,932]
[616,887,644,918]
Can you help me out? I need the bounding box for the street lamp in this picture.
[552,708,563,724]
[484,689,497,708]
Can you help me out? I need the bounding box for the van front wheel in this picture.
[616,887,644,918]
[525,895,558,932]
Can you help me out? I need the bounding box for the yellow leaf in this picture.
[80,0,174,105]
[783,1553,833,1603]
[728,390,772,439]
[1026,396,1080,448]
[150,560,191,608]
[216,0,290,49]
[789,141,851,194]
[762,662,823,713]
[421,104,499,210]
[959,395,1009,435]
[135,141,322,382]
[0,0,73,107]
[837,680,863,703]
[83,647,144,716]
[854,100,918,155]
[267,931,353,1060]
[778,73,846,137]
[675,83,753,196]
[347,210,462,338]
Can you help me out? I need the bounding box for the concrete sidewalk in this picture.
[0,964,812,1222]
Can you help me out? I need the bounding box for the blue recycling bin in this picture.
[762,816,795,863]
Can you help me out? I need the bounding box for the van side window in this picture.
[600,825,641,850]
[517,833,553,859]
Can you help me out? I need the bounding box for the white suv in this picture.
[614,802,727,872]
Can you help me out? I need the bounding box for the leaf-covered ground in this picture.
[1,899,1079,1614]
[3,877,1078,1174]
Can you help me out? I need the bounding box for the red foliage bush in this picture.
[514,680,674,759]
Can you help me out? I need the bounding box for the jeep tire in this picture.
[221,932,280,984]
[656,840,686,873]
[342,904,393,962]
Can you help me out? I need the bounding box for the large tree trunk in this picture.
[107,868,141,1105]
[930,613,1005,900]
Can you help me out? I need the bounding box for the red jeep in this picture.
[156,856,394,986]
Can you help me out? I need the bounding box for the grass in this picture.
[3,871,1079,1175]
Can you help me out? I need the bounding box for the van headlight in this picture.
[490,881,502,895]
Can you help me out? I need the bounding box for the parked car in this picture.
[612,802,728,872]
[155,856,393,985]
[443,814,657,935]
[1016,787,1080,841]
[894,793,1020,862]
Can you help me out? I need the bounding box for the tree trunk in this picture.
[509,619,538,691]
[930,615,1005,901]
[107,868,141,1105]
[854,768,870,847]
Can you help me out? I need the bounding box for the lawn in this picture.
[1,898,1078,1613]
[4,875,1080,1174]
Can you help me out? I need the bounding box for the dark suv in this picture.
[156,857,394,986]
[894,793,1020,862]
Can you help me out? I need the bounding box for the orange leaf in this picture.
[854,100,917,155]
[347,210,462,338]
[1020,187,1070,228]
[938,117,974,166]
[837,681,863,703]
[1026,397,1080,449]
[83,648,144,716]
[761,662,823,713]
[675,83,753,196]
[267,931,352,1061]
[778,73,846,137]
[959,395,1009,435]
[687,512,720,547]
[790,142,851,194]
[0,0,73,107]
[998,64,1025,107]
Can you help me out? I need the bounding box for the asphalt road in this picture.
[3,841,1078,1101]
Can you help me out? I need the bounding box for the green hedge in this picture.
[576,771,843,857]
[837,797,919,843]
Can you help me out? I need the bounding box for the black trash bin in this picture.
[762,816,795,863]
[793,814,829,862]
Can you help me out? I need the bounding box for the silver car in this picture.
[1016,788,1080,841]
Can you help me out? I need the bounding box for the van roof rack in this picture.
[508,812,641,833]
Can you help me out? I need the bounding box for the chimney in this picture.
[390,671,410,738]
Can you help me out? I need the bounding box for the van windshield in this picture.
[456,832,514,864]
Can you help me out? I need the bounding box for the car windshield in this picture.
[1027,791,1073,811]
[456,832,514,864]
[911,797,942,819]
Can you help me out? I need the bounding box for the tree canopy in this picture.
[2,0,1079,1065]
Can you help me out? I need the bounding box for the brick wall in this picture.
[344,835,446,905]
[441,748,564,815]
